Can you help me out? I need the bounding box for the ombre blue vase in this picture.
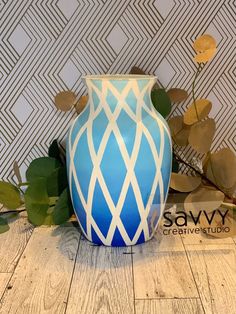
[67,75,172,246]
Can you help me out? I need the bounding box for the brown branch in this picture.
[192,64,202,121]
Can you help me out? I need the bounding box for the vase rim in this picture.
[83,74,157,81]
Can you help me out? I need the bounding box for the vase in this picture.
[67,74,172,246]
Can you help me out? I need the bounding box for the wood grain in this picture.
[66,237,134,314]
[233,236,236,245]
[0,213,33,272]
[132,236,198,299]
[0,273,11,299]
[185,244,236,314]
[0,225,80,314]
[135,298,204,314]
[181,221,235,246]
[133,226,184,254]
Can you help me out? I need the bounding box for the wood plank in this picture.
[135,298,204,314]
[0,225,80,314]
[166,194,235,246]
[233,236,236,245]
[181,221,235,246]
[132,232,198,299]
[0,212,33,272]
[185,244,236,314]
[135,225,185,253]
[0,274,11,299]
[66,237,134,314]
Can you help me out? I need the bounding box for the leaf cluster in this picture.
[168,35,236,236]
[0,140,74,233]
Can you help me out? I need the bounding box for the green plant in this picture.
[0,140,74,233]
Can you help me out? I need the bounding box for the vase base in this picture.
[80,230,154,247]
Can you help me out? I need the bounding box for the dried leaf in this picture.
[184,99,212,125]
[194,48,216,63]
[130,66,146,74]
[130,66,159,88]
[227,182,236,198]
[170,173,201,192]
[193,34,217,52]
[75,95,88,114]
[193,34,217,63]
[202,152,211,171]
[54,91,77,112]
[205,148,236,190]
[199,207,236,238]
[13,161,22,184]
[184,186,224,216]
[168,116,190,146]
[188,118,216,153]
[167,88,188,103]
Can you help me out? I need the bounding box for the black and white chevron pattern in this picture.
[0,0,235,181]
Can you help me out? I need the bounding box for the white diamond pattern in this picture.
[57,0,78,19]
[59,59,80,88]
[11,95,33,125]
[8,24,31,55]
[0,1,235,183]
[107,24,128,54]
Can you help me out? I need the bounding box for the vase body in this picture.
[67,75,172,246]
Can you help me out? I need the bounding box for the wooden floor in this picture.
[0,209,235,314]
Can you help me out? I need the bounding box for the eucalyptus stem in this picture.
[18,182,29,187]
[192,63,202,121]
[17,182,29,195]
[173,150,233,200]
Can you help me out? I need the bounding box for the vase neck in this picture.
[85,75,156,115]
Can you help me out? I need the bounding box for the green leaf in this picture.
[0,217,10,234]
[151,89,171,118]
[24,178,49,226]
[0,181,21,209]
[48,140,62,164]
[172,155,179,173]
[52,188,73,225]
[43,214,55,225]
[26,157,61,182]
[49,196,59,206]
[47,166,68,197]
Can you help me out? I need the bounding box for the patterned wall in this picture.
[0,0,235,181]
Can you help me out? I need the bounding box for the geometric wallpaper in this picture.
[0,0,235,181]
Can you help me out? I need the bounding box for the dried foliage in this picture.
[167,34,236,236]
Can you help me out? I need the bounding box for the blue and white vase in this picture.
[67,75,172,246]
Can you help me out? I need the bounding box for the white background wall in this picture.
[0,0,235,180]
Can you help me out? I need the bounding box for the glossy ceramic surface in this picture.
[67,75,172,246]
